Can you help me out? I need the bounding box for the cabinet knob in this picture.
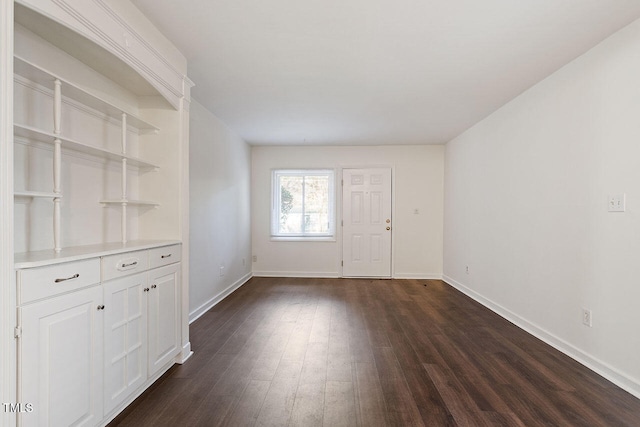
[386,226,391,231]
[97,305,105,310]
[143,288,150,292]
[151,284,157,289]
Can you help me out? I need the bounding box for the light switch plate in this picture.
[608,194,626,212]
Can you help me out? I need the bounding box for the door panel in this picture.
[103,272,147,415]
[148,263,180,376]
[19,286,103,427]
[342,168,392,277]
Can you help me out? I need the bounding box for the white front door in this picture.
[342,168,392,277]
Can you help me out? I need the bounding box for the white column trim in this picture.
[1,1,15,425]
[179,95,192,363]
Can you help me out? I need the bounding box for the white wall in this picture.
[252,145,444,278]
[444,18,640,397]
[189,100,252,321]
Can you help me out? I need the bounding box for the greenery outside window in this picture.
[271,169,335,238]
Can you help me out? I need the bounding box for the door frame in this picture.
[339,165,395,278]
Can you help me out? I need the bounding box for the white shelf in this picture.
[100,199,159,207]
[14,124,159,169]
[14,55,159,132]
[14,190,58,198]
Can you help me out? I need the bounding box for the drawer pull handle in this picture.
[143,288,150,292]
[97,305,105,310]
[151,284,157,289]
[121,261,138,268]
[54,273,79,283]
[161,254,172,259]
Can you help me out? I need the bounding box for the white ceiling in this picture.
[131,0,640,146]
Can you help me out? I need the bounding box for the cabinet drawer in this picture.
[18,259,101,305]
[148,245,181,269]
[101,250,149,282]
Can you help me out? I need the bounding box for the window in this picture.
[272,169,335,238]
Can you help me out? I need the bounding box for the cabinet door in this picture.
[19,286,103,427]
[147,263,180,376]
[103,272,148,415]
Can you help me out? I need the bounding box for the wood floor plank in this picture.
[109,277,640,427]
[150,352,238,425]
[371,283,455,426]
[423,328,513,415]
[108,375,188,426]
[193,394,237,427]
[254,358,304,426]
[281,295,317,362]
[289,341,328,427]
[489,354,576,426]
[289,382,325,427]
[308,296,332,345]
[371,346,425,427]
[323,381,357,427]
[220,380,271,427]
[424,363,515,427]
[354,362,390,427]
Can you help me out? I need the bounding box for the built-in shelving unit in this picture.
[13,52,162,251]
[5,4,191,425]
[14,124,159,169]
[14,56,159,131]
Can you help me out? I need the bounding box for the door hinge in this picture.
[341,220,343,226]
[341,261,343,266]
[14,326,21,339]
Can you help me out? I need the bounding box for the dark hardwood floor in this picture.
[109,277,640,426]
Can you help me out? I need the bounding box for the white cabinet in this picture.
[102,248,181,415]
[17,244,181,426]
[103,272,148,415]
[147,263,180,376]
[18,285,103,427]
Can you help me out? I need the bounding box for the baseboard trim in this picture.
[442,274,640,400]
[252,271,340,278]
[393,273,443,280]
[252,271,443,279]
[189,273,253,324]
[176,342,193,364]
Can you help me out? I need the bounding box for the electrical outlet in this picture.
[242,258,246,266]
[465,266,469,275]
[252,255,257,262]
[582,308,592,327]
[219,264,225,277]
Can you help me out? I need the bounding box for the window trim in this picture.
[271,169,336,239]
